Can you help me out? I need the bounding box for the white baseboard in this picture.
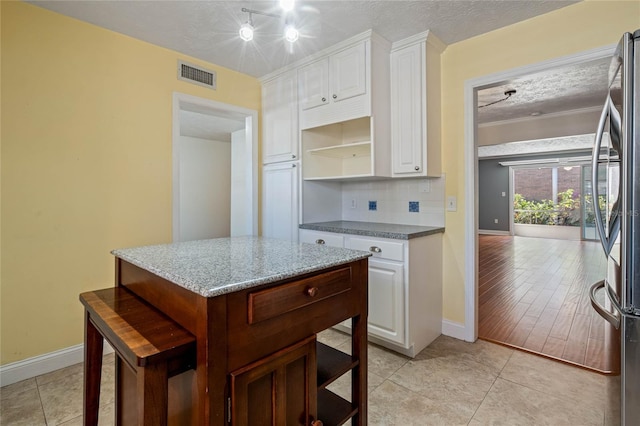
[441,319,467,341]
[478,229,511,236]
[0,343,114,387]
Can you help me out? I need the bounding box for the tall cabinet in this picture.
[390,31,444,178]
[261,69,300,242]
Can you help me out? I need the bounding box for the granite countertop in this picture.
[299,221,445,240]
[111,236,371,298]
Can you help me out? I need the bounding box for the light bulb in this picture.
[239,22,254,41]
[279,0,295,12]
[284,25,299,43]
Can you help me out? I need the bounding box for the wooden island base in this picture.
[113,256,369,426]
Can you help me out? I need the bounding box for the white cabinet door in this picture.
[330,42,366,103]
[262,162,299,242]
[298,59,329,111]
[390,42,424,175]
[263,70,298,164]
[367,258,405,345]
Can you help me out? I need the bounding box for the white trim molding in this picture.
[441,319,467,341]
[478,229,511,236]
[463,43,616,344]
[0,344,114,387]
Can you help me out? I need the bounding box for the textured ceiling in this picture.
[29,0,610,131]
[476,57,611,124]
[28,0,578,78]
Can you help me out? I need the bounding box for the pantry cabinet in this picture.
[262,162,299,242]
[262,69,298,164]
[390,31,444,178]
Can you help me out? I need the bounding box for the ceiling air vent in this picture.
[177,60,217,90]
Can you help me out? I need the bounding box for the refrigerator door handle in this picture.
[591,96,615,256]
[589,280,621,329]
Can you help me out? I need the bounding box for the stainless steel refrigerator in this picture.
[589,29,640,426]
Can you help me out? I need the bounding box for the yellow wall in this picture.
[1,1,261,364]
[441,0,640,323]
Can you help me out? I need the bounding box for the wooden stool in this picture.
[80,287,196,426]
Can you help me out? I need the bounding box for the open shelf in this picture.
[317,342,359,389]
[302,116,375,180]
[308,141,371,159]
[318,389,357,426]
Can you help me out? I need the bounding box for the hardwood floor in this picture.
[478,234,618,373]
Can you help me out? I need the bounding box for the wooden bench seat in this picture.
[80,287,196,426]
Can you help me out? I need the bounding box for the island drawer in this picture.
[226,260,367,371]
[248,266,352,324]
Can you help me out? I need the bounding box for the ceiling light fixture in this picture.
[478,89,517,109]
[279,0,295,12]
[239,13,254,41]
[239,7,301,43]
[284,23,299,43]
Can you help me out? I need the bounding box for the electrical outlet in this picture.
[494,219,499,224]
[501,191,506,197]
[419,179,431,193]
[351,198,357,209]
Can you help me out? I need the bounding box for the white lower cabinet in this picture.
[367,258,405,345]
[298,229,442,357]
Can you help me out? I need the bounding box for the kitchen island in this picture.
[109,236,371,425]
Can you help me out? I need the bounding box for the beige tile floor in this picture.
[0,332,614,425]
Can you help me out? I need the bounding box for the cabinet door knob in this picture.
[414,166,420,171]
[306,287,319,297]
[292,154,296,159]
[321,97,326,102]
[311,421,323,426]
[315,239,325,245]
[292,164,297,168]
[332,94,337,99]
[369,246,382,253]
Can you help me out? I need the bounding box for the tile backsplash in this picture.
[341,176,445,227]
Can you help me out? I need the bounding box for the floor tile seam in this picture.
[495,374,604,414]
[34,379,48,426]
[471,347,513,421]
[467,371,501,426]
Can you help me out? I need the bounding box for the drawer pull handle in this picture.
[315,239,325,245]
[306,287,319,297]
[370,246,382,253]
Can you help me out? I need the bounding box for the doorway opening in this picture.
[463,45,616,370]
[172,93,258,242]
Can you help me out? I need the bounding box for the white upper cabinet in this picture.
[330,42,367,103]
[390,31,444,178]
[298,31,389,132]
[262,69,298,164]
[298,59,329,111]
[298,31,392,179]
[299,42,367,114]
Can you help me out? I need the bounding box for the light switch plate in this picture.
[447,196,457,212]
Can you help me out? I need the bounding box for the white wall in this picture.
[340,176,446,227]
[178,135,231,241]
[230,128,252,236]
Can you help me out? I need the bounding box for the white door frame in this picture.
[462,44,616,342]
[172,92,259,241]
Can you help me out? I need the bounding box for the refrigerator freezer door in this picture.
[622,314,640,424]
